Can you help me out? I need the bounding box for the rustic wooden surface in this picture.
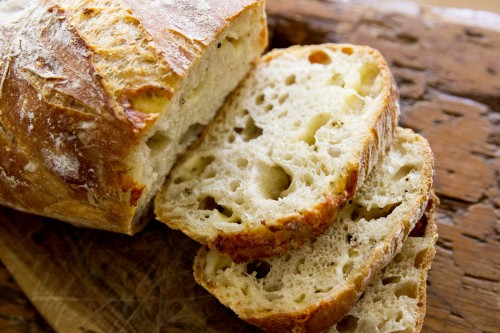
[0,0,499,332]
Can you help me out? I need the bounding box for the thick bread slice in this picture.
[193,127,434,332]
[156,44,399,261]
[0,0,267,233]
[329,193,438,333]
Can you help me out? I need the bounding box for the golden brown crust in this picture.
[0,0,265,233]
[182,44,400,262]
[413,191,439,333]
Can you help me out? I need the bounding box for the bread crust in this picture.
[158,44,400,262]
[412,192,439,333]
[0,0,265,233]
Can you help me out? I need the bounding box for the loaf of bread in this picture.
[0,0,267,233]
[329,194,438,333]
[155,44,399,261]
[193,128,434,332]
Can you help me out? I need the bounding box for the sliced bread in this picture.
[155,44,399,261]
[193,127,434,332]
[329,193,438,333]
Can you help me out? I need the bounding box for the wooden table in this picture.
[1,1,498,332]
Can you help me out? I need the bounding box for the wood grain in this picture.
[0,0,499,332]
[0,209,258,333]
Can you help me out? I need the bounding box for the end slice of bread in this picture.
[329,193,438,333]
[193,128,434,332]
[155,44,399,261]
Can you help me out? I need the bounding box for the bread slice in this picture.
[193,128,434,332]
[0,0,267,234]
[329,193,438,333]
[155,44,399,261]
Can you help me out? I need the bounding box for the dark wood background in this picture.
[1,0,498,332]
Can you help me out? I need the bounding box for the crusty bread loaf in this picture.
[0,0,267,233]
[155,44,399,261]
[193,128,434,332]
[329,193,438,333]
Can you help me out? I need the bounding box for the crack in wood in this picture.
[464,273,500,284]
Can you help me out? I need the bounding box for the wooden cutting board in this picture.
[1,0,499,332]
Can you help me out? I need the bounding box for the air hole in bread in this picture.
[336,315,359,333]
[198,196,233,218]
[263,281,283,292]
[130,92,169,114]
[348,248,359,258]
[236,158,248,168]
[394,252,405,263]
[278,93,289,104]
[204,169,216,179]
[255,94,265,105]
[341,47,354,55]
[235,116,263,142]
[257,163,292,200]
[328,72,345,87]
[246,260,271,279]
[350,202,401,222]
[229,180,240,192]
[146,131,172,154]
[278,110,288,118]
[342,262,353,276]
[240,284,249,296]
[344,93,365,113]
[393,164,416,181]
[346,234,353,243]
[294,293,306,303]
[175,154,215,184]
[308,50,332,65]
[395,311,404,323]
[382,275,402,285]
[395,281,418,299]
[303,174,314,187]
[358,61,382,97]
[227,133,236,143]
[414,249,428,268]
[225,36,242,49]
[285,74,296,86]
[300,113,331,146]
[265,104,274,112]
[179,122,204,146]
[264,292,284,301]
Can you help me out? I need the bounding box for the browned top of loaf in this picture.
[0,0,262,233]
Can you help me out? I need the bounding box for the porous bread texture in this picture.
[156,44,399,261]
[330,195,438,333]
[193,128,434,333]
[61,0,268,229]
